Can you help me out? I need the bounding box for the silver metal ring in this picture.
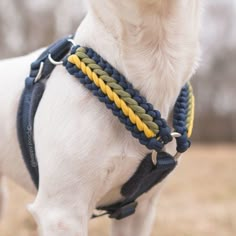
[171,132,182,160]
[48,54,63,65]
[67,38,76,47]
[171,132,181,138]
[34,62,44,82]
[151,132,182,165]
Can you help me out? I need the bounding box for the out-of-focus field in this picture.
[0,144,235,236]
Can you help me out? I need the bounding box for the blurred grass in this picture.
[0,144,235,236]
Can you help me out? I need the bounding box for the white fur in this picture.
[0,0,201,235]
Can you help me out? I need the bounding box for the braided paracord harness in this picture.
[17,36,195,220]
[64,46,194,154]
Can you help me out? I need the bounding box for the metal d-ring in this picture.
[48,38,76,66]
[171,132,181,138]
[171,132,182,160]
[34,62,44,83]
[67,38,76,47]
[48,54,63,65]
[151,132,182,165]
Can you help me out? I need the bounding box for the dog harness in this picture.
[17,36,194,220]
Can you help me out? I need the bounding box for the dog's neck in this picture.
[74,0,201,118]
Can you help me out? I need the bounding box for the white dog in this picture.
[0,0,201,235]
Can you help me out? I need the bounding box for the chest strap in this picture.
[64,46,194,154]
[17,36,194,219]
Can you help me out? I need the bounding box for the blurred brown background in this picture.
[0,0,235,235]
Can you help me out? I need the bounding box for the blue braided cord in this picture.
[173,85,191,153]
[64,60,164,152]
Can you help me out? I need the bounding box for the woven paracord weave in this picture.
[71,48,160,138]
[82,48,176,144]
[173,83,194,152]
[65,61,164,151]
[74,47,173,141]
[63,46,194,153]
[81,47,173,144]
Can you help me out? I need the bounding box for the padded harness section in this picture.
[17,36,73,188]
[97,152,177,219]
[121,152,177,199]
[17,78,45,188]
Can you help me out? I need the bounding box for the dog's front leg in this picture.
[111,189,160,236]
[27,154,105,236]
[28,183,92,236]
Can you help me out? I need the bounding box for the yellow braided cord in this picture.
[74,48,159,133]
[187,83,195,138]
[68,54,156,138]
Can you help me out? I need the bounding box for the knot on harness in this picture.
[158,123,173,144]
[176,135,191,153]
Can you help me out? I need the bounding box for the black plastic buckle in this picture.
[121,152,177,200]
[109,201,138,220]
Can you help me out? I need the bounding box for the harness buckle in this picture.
[109,201,138,220]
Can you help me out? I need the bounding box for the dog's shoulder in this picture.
[0,48,45,79]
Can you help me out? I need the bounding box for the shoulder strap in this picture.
[17,36,73,188]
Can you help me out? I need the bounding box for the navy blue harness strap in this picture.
[31,36,74,79]
[17,36,74,188]
[96,152,177,219]
[17,78,45,188]
[121,152,177,199]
